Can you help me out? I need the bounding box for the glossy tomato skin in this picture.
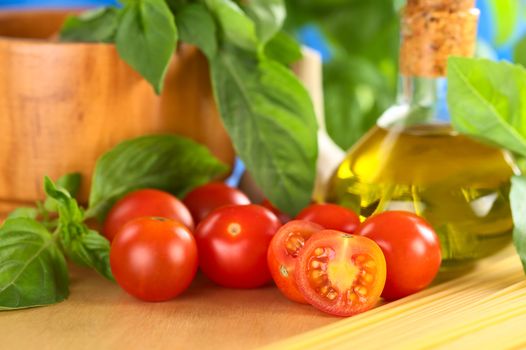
[195,205,281,289]
[261,199,292,224]
[296,204,360,234]
[183,183,251,224]
[110,217,198,302]
[296,230,386,317]
[268,220,323,303]
[356,211,441,301]
[103,189,194,242]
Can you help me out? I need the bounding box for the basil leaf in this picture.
[7,207,38,220]
[205,0,258,51]
[264,31,303,66]
[44,173,82,213]
[210,47,318,216]
[511,176,526,273]
[0,218,69,310]
[116,0,178,94]
[447,57,526,158]
[175,3,218,58]
[44,178,113,281]
[242,0,286,43]
[88,135,228,221]
[60,7,120,43]
[514,35,526,68]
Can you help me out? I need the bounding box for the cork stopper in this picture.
[400,0,479,77]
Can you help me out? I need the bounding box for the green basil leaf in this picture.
[60,7,120,43]
[513,35,526,67]
[116,0,178,94]
[488,0,520,46]
[44,173,82,213]
[210,47,318,216]
[0,218,69,310]
[242,0,286,43]
[264,31,303,66]
[447,57,526,158]
[7,207,38,220]
[44,178,113,281]
[205,0,258,51]
[88,134,228,221]
[175,3,218,58]
[511,176,526,273]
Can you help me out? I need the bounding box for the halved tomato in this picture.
[295,230,386,317]
[267,220,323,303]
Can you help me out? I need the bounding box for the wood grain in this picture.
[0,266,338,350]
[0,10,235,216]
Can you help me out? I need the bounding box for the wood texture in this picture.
[0,10,235,215]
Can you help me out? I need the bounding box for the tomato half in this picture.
[183,183,251,224]
[195,205,281,288]
[296,230,386,317]
[110,217,198,302]
[356,211,441,301]
[296,204,360,234]
[103,189,194,242]
[267,220,323,303]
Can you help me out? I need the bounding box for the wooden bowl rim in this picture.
[0,8,114,48]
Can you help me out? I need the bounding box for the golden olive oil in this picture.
[327,124,517,267]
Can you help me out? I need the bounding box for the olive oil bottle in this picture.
[326,0,518,267]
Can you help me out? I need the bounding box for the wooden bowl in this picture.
[0,10,235,215]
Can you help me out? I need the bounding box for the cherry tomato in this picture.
[356,211,441,301]
[261,199,292,224]
[268,220,323,303]
[296,230,386,317]
[110,217,198,302]
[296,204,360,234]
[195,205,281,288]
[183,183,251,224]
[103,189,194,242]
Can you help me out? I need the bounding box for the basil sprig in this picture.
[1,134,228,309]
[447,57,526,272]
[60,0,316,216]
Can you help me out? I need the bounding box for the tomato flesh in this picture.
[267,220,323,303]
[296,230,386,317]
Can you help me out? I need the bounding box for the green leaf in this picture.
[514,35,526,67]
[44,178,113,281]
[175,3,218,58]
[0,218,69,310]
[511,176,526,273]
[210,47,318,216]
[44,173,82,213]
[116,0,178,94]
[7,207,38,220]
[264,31,303,66]
[60,7,120,43]
[488,0,519,46]
[88,134,228,221]
[243,0,286,43]
[447,57,526,158]
[205,0,258,51]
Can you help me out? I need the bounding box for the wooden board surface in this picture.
[1,246,525,350]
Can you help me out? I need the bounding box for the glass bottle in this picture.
[326,0,519,268]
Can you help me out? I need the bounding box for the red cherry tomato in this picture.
[261,199,292,224]
[103,189,194,242]
[296,204,360,234]
[356,211,441,301]
[110,217,198,302]
[195,205,281,288]
[267,220,323,303]
[183,183,251,224]
[296,230,386,317]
